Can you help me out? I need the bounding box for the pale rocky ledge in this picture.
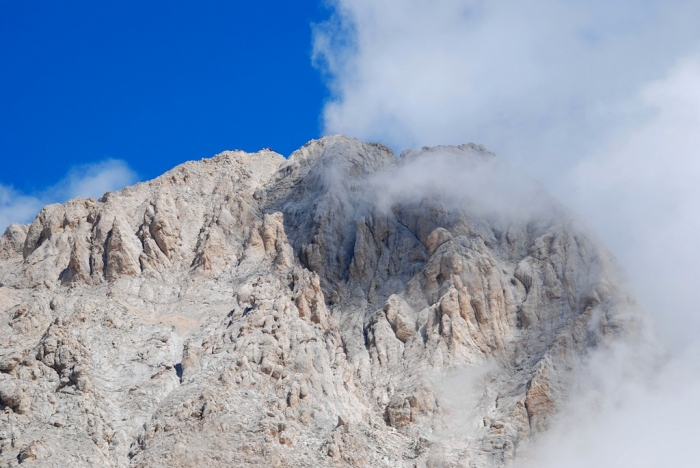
[0,135,638,467]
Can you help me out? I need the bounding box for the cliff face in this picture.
[0,136,636,467]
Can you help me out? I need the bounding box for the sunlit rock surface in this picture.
[0,136,638,467]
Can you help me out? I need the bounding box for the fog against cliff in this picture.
[314,1,700,466]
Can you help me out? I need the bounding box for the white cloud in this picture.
[368,144,558,226]
[0,159,137,233]
[515,342,700,468]
[59,159,137,200]
[568,56,700,351]
[314,0,700,177]
[0,186,43,235]
[314,1,700,466]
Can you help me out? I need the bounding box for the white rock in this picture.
[0,136,645,467]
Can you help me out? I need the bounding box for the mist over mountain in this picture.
[0,136,655,467]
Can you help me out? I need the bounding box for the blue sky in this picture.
[1,1,328,194]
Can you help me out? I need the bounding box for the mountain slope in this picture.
[0,136,637,467]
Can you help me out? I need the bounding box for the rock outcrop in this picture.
[0,136,639,467]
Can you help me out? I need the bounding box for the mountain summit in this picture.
[0,136,638,467]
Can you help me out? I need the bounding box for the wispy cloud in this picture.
[0,159,137,233]
[58,159,138,201]
[368,145,558,226]
[0,186,44,235]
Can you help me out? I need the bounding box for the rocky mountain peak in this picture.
[0,137,638,467]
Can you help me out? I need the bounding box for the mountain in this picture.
[0,136,639,467]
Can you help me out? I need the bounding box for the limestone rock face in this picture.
[0,136,639,467]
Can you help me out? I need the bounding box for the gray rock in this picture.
[0,136,645,467]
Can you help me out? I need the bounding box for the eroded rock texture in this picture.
[0,136,637,467]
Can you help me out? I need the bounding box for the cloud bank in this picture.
[514,342,700,468]
[314,0,700,346]
[314,1,700,466]
[0,159,137,233]
[569,56,700,350]
[314,0,700,175]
